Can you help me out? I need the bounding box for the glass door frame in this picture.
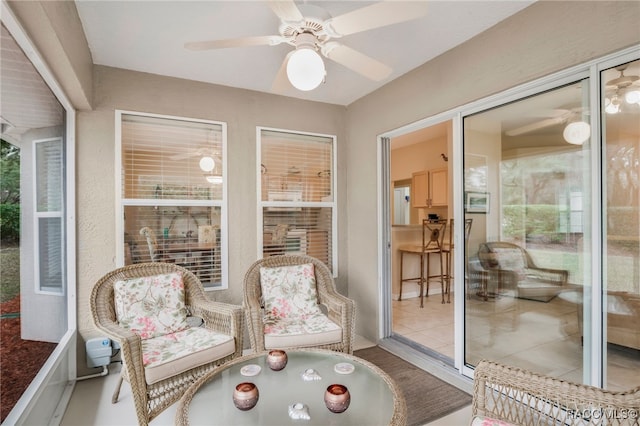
[378,44,640,387]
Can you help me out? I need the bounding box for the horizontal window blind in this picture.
[121,115,223,201]
[259,128,335,272]
[121,114,225,289]
[35,138,64,293]
[260,130,332,202]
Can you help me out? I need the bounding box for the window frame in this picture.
[256,126,338,276]
[115,110,229,290]
[33,136,65,295]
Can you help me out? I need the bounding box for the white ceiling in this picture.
[75,0,536,106]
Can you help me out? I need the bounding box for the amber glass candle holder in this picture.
[266,349,288,371]
[324,384,350,413]
[232,382,259,411]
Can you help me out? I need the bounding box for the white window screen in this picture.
[258,128,336,273]
[120,113,226,289]
[35,138,64,293]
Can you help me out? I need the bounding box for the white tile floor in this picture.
[61,335,466,425]
[392,290,640,390]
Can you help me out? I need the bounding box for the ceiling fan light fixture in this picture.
[286,34,325,91]
[605,96,620,114]
[625,89,640,105]
[563,121,590,145]
[199,156,215,172]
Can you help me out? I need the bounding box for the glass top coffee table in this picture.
[175,348,407,425]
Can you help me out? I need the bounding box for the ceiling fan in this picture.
[605,64,640,113]
[505,63,639,139]
[504,107,585,137]
[184,1,429,91]
[169,129,222,161]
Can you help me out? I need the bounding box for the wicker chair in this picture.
[90,263,244,425]
[472,359,640,426]
[243,254,355,354]
[477,241,568,302]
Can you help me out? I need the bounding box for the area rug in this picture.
[354,346,472,426]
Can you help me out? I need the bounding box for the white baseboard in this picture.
[393,285,443,301]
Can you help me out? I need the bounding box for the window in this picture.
[118,112,227,289]
[258,127,336,273]
[34,138,64,293]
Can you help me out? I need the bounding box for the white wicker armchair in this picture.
[243,255,355,354]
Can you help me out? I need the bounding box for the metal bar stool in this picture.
[398,219,447,307]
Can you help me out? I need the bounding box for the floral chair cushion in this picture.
[114,272,189,340]
[264,311,341,336]
[141,326,235,385]
[259,263,322,320]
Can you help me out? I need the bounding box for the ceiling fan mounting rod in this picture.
[293,32,320,51]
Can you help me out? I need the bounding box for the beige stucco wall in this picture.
[345,1,640,341]
[75,67,346,372]
[7,0,640,371]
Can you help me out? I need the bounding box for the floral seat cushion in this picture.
[470,415,516,426]
[142,326,235,384]
[114,272,189,339]
[263,311,342,348]
[260,263,342,348]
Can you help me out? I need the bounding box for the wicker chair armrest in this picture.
[526,267,568,285]
[319,291,354,325]
[244,304,267,353]
[190,299,241,334]
[94,316,138,345]
[319,290,356,353]
[190,300,244,356]
[93,318,146,401]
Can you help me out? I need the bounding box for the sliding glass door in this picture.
[601,58,640,390]
[463,78,593,383]
[461,56,640,389]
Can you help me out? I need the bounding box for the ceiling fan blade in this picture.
[322,43,392,81]
[170,151,199,161]
[271,52,294,92]
[185,35,283,51]
[268,0,304,23]
[505,116,567,137]
[325,2,428,37]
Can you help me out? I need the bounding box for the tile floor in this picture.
[392,290,640,390]
[61,335,467,425]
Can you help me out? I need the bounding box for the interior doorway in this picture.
[389,120,455,364]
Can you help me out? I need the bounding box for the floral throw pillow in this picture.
[260,263,322,320]
[114,272,189,340]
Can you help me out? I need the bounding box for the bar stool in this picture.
[398,219,447,307]
[441,218,473,303]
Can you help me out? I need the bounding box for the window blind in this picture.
[259,128,335,272]
[121,114,225,289]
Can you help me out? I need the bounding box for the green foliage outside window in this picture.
[502,204,562,242]
[1,139,20,242]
